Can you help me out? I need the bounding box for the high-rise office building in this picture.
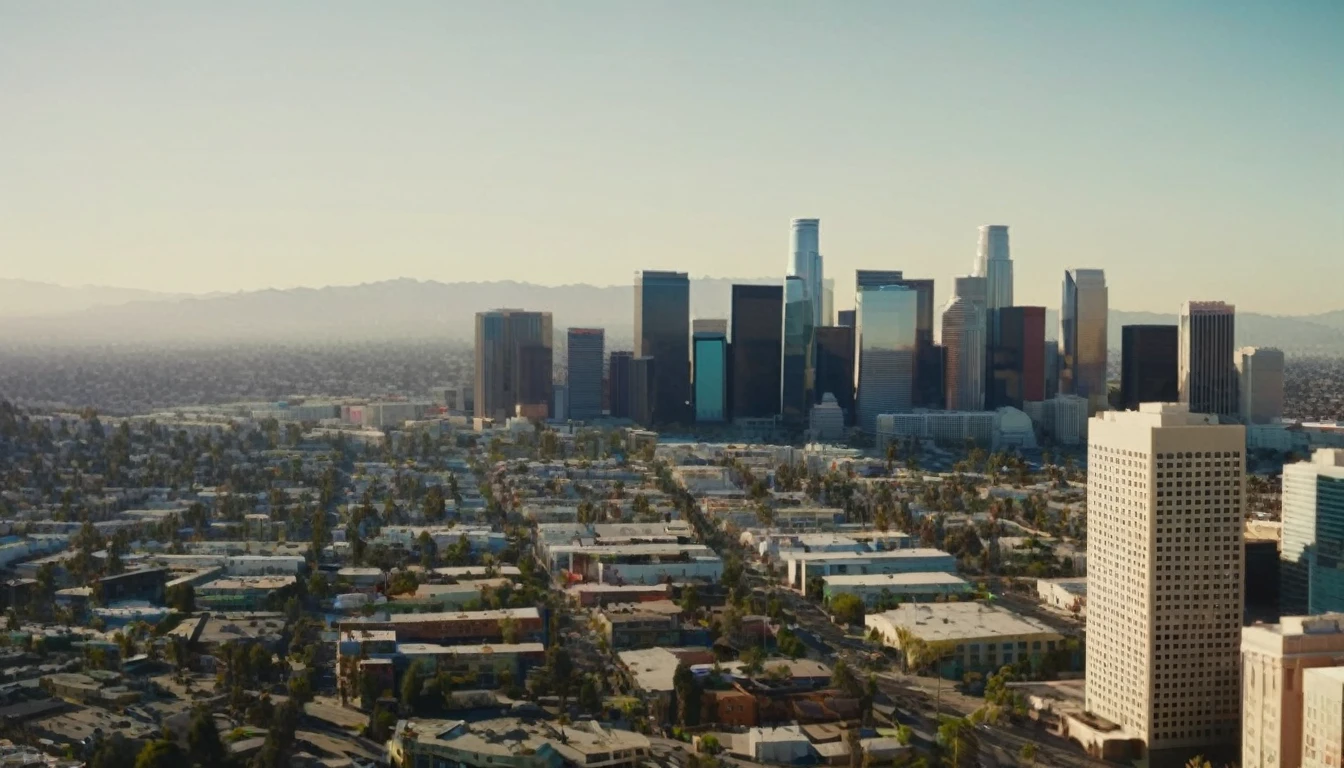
[551,383,568,422]
[1121,325,1179,410]
[730,284,783,420]
[1179,301,1238,418]
[1043,343,1060,400]
[1242,614,1344,768]
[608,351,633,419]
[693,329,728,423]
[1238,347,1285,425]
[853,270,935,407]
[821,278,835,327]
[693,318,728,335]
[1059,269,1109,413]
[855,284,918,435]
[941,288,985,411]
[837,309,855,328]
[630,357,656,427]
[1086,404,1244,758]
[634,271,691,426]
[790,218,825,327]
[474,309,553,422]
[1281,449,1344,616]
[781,275,816,425]
[976,225,1013,312]
[855,270,905,291]
[986,306,1045,409]
[815,326,856,425]
[566,328,605,420]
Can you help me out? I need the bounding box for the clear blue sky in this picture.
[2,1,1341,314]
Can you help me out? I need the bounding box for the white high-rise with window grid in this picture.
[1085,403,1245,758]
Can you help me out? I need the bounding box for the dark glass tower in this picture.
[693,331,728,423]
[814,326,855,425]
[987,306,1045,409]
[566,328,605,420]
[630,357,656,427]
[780,275,816,425]
[1120,325,1178,410]
[634,271,690,426]
[730,284,783,419]
[474,309,553,421]
[837,309,855,328]
[608,351,633,419]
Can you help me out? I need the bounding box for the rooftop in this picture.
[869,602,1062,642]
[199,575,297,591]
[617,648,681,693]
[822,572,969,588]
[788,547,953,562]
[396,642,545,656]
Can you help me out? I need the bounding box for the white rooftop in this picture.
[822,572,969,588]
[869,602,1062,642]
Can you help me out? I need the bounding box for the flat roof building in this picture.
[865,602,1064,675]
[1242,614,1344,768]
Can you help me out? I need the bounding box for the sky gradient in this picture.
[2,2,1341,314]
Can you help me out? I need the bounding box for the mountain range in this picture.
[2,278,1342,354]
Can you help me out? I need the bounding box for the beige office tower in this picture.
[1242,615,1344,768]
[1303,666,1344,768]
[1086,403,1245,760]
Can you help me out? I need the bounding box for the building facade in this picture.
[634,271,690,426]
[781,275,816,426]
[1121,325,1179,410]
[941,288,985,411]
[790,218,825,327]
[1085,404,1244,757]
[814,326,855,425]
[976,225,1013,313]
[1058,268,1109,413]
[1242,614,1344,768]
[987,306,1045,409]
[629,357,656,427]
[855,284,918,435]
[1179,301,1238,418]
[609,351,633,419]
[474,309,554,422]
[693,330,728,423]
[566,328,605,421]
[731,284,783,420]
[1281,450,1344,615]
[1238,346,1286,425]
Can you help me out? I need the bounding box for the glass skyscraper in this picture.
[693,331,728,423]
[730,284,782,420]
[1179,301,1238,418]
[608,351,633,419]
[474,309,553,421]
[1059,269,1109,413]
[815,326,855,425]
[855,284,918,435]
[780,275,816,425]
[987,306,1045,409]
[566,328,604,420]
[634,271,690,426]
[1282,450,1344,615]
[1120,325,1178,410]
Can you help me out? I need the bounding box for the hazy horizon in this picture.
[4,2,1342,314]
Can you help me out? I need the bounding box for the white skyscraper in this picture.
[976,225,1013,312]
[941,279,985,411]
[790,218,825,326]
[1237,346,1285,425]
[1086,404,1244,759]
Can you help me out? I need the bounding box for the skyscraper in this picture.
[730,284,783,420]
[474,309,553,422]
[976,225,1013,312]
[837,309,855,328]
[630,357,656,427]
[790,218,825,326]
[941,286,985,411]
[608,351,633,419]
[1237,347,1285,425]
[693,329,728,423]
[1086,404,1244,758]
[986,306,1045,409]
[1179,301,1238,418]
[855,270,904,292]
[1280,449,1344,615]
[634,270,690,426]
[855,284,918,435]
[1243,613,1344,768]
[814,325,855,425]
[1059,269,1109,413]
[1121,325,1179,410]
[780,275,816,425]
[821,278,835,327]
[566,328,605,421]
[692,318,728,335]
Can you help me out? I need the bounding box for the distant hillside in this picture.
[0,278,1340,354]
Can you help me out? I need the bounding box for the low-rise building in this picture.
[196,576,298,611]
[566,582,671,608]
[865,602,1065,676]
[1036,578,1087,616]
[387,717,650,768]
[787,549,957,597]
[595,601,683,650]
[822,572,973,607]
[396,642,546,689]
[341,607,544,645]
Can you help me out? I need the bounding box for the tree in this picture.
[187,706,232,768]
[133,740,184,768]
[829,593,866,625]
[673,663,701,726]
[547,646,575,713]
[847,727,864,768]
[1019,743,1037,766]
[166,582,195,612]
[579,676,602,715]
[937,717,980,768]
[401,659,430,710]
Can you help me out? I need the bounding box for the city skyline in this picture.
[3,3,1341,314]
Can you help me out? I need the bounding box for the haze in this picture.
[2,2,1342,314]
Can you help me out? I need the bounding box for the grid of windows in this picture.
[1085,408,1244,756]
